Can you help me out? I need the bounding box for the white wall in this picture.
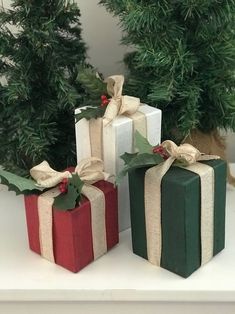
[78,0,129,76]
[2,0,235,161]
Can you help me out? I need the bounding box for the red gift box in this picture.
[24,180,119,272]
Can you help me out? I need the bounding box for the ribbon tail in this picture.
[105,75,124,98]
[103,99,120,126]
[198,154,220,161]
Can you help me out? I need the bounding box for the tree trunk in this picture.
[183,129,235,186]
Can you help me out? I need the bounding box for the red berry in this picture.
[100,95,110,106]
[101,95,107,101]
[153,145,169,160]
[59,185,63,192]
[62,178,68,185]
[153,146,163,154]
[101,98,110,107]
[59,182,68,194]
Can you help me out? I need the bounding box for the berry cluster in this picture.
[152,145,169,160]
[101,95,109,106]
[59,178,69,194]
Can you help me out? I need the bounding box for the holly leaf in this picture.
[135,131,154,154]
[53,185,78,211]
[120,152,138,164]
[53,173,84,211]
[116,152,164,184]
[69,173,84,195]
[0,169,45,195]
[75,106,106,123]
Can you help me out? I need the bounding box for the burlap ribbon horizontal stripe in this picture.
[30,158,109,263]
[144,141,219,267]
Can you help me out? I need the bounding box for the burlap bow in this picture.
[103,75,140,126]
[30,157,110,188]
[145,141,220,267]
[161,140,220,166]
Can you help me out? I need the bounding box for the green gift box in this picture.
[128,159,227,278]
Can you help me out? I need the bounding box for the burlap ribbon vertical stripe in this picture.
[144,141,219,267]
[88,110,147,173]
[145,157,175,266]
[185,163,215,265]
[89,118,103,160]
[82,184,107,259]
[38,187,61,262]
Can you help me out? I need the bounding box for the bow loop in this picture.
[119,95,140,116]
[30,161,71,188]
[75,157,110,184]
[105,75,124,99]
[103,75,140,126]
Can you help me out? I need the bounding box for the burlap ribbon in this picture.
[30,157,109,263]
[103,75,141,126]
[89,75,147,160]
[144,141,220,267]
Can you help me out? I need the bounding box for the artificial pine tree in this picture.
[100,1,235,148]
[78,67,107,107]
[0,0,88,176]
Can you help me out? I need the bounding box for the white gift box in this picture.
[75,104,162,231]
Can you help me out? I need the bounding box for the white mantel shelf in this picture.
[0,165,235,313]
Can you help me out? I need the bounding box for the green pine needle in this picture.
[0,0,92,176]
